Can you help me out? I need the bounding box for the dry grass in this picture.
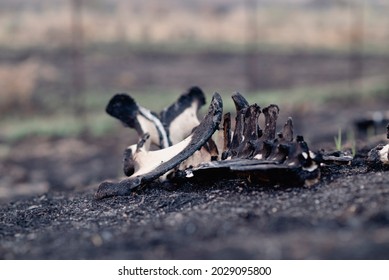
[1,1,388,140]
[0,2,388,52]
[0,58,59,113]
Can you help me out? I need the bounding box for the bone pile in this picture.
[95,87,321,199]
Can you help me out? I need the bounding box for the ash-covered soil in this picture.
[1,98,389,259]
[1,163,389,259]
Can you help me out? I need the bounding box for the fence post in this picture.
[71,0,86,121]
[245,0,259,92]
[348,0,364,93]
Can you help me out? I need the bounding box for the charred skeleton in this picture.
[96,88,321,199]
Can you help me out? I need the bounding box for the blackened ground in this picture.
[1,96,389,259]
[1,97,389,259]
[0,161,388,259]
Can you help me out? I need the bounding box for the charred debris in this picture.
[96,87,364,199]
[367,123,389,169]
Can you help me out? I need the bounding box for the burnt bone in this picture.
[136,133,150,151]
[106,94,142,132]
[221,113,232,160]
[367,144,389,169]
[262,104,280,140]
[265,118,294,163]
[123,133,150,176]
[189,144,320,187]
[365,122,389,169]
[229,107,246,154]
[181,94,320,187]
[231,92,250,111]
[160,86,206,145]
[190,158,319,187]
[234,104,262,159]
[121,133,151,177]
[95,92,223,199]
[387,123,389,139]
[123,147,134,176]
[320,151,354,166]
[115,88,210,177]
[281,117,294,142]
[226,93,254,158]
[243,105,262,141]
[106,93,169,149]
[204,138,219,161]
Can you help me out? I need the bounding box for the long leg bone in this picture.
[95,92,223,199]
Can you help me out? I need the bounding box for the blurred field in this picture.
[1,0,389,51]
[0,0,388,136]
[0,1,388,134]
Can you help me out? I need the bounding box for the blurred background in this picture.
[1,0,389,200]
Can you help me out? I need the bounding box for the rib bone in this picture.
[181,93,320,187]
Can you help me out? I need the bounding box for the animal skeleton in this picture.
[95,88,322,199]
